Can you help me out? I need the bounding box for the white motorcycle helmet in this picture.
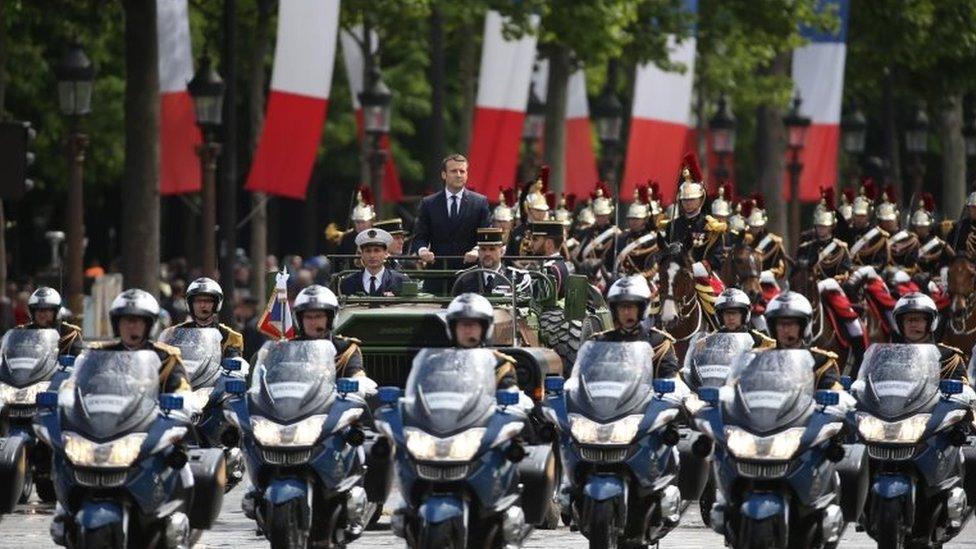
[892,292,939,337]
[764,291,814,344]
[292,285,340,336]
[109,289,161,339]
[714,287,752,327]
[28,287,64,322]
[606,276,652,323]
[445,293,495,345]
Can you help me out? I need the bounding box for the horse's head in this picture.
[788,258,818,302]
[947,256,976,315]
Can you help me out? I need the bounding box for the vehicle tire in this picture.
[876,497,907,549]
[35,477,56,503]
[699,479,715,528]
[268,499,310,549]
[77,524,124,549]
[587,500,618,549]
[18,467,33,504]
[540,309,583,369]
[738,517,781,549]
[418,520,461,549]
[537,500,561,530]
[579,314,607,343]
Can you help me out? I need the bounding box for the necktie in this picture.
[450,195,459,219]
[369,276,377,295]
[486,274,495,290]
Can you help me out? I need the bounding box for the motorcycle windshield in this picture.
[569,341,655,421]
[0,328,60,387]
[725,350,815,434]
[857,343,940,419]
[251,340,336,423]
[158,327,223,389]
[683,332,755,389]
[402,348,497,437]
[62,350,160,441]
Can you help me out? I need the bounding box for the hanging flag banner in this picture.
[339,27,403,203]
[466,10,539,195]
[246,0,341,199]
[622,0,698,202]
[787,0,851,202]
[157,0,202,195]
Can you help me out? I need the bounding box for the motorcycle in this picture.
[694,349,851,549]
[158,327,247,489]
[34,349,226,547]
[852,343,975,548]
[224,339,375,548]
[543,340,685,548]
[375,347,551,549]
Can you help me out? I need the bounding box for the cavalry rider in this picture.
[445,293,517,390]
[890,292,968,382]
[659,152,727,270]
[165,277,244,359]
[740,194,786,304]
[292,284,366,379]
[575,182,618,265]
[709,183,741,251]
[909,193,952,282]
[610,184,659,275]
[944,190,976,260]
[714,288,776,349]
[492,187,517,250]
[844,180,877,249]
[91,289,191,394]
[529,220,571,299]
[592,276,680,379]
[762,291,842,390]
[20,287,83,356]
[337,186,376,257]
[793,203,868,376]
[849,185,892,272]
[507,167,551,257]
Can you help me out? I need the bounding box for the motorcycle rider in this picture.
[592,276,680,379]
[292,284,365,378]
[20,287,83,356]
[713,288,776,349]
[165,277,244,359]
[890,292,968,382]
[445,293,517,390]
[763,291,842,391]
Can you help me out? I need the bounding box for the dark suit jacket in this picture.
[339,269,409,296]
[410,189,491,257]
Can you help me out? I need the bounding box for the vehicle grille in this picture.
[867,444,915,461]
[363,352,415,387]
[416,463,470,481]
[8,405,36,418]
[735,460,790,479]
[260,447,313,466]
[74,468,128,488]
[578,446,630,463]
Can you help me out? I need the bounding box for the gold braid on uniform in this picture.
[335,335,362,377]
[752,330,777,349]
[651,328,676,364]
[939,344,966,380]
[493,350,517,386]
[59,322,82,352]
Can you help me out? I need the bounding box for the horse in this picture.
[943,255,976,357]
[787,259,855,374]
[655,251,719,361]
[720,241,767,331]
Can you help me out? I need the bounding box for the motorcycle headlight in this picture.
[857,413,931,443]
[188,387,212,412]
[0,381,50,405]
[251,415,327,448]
[404,427,486,462]
[725,426,805,460]
[570,414,643,445]
[62,431,147,468]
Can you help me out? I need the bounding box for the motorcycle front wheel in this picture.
[418,519,462,549]
[268,499,310,549]
[737,516,782,549]
[875,497,906,549]
[587,500,618,549]
[76,523,125,549]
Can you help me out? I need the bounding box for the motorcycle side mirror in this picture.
[160,394,184,412]
[653,379,675,395]
[815,390,839,407]
[544,376,565,394]
[496,390,519,407]
[337,378,359,397]
[58,355,76,368]
[840,376,852,391]
[698,387,719,406]
[221,358,242,372]
[36,391,58,408]
[226,379,247,395]
[377,386,401,405]
[940,379,963,396]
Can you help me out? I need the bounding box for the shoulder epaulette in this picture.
[493,349,517,363]
[937,342,964,354]
[334,334,362,345]
[152,341,182,358]
[650,327,676,343]
[751,330,776,347]
[87,341,113,350]
[810,346,839,360]
[62,322,82,332]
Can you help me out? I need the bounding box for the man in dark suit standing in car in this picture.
[411,154,492,267]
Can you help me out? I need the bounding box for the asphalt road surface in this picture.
[4,488,976,548]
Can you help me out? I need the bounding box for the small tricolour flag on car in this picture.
[258,269,295,340]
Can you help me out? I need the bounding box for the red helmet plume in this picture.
[357,184,374,205]
[545,191,556,210]
[564,193,577,211]
[500,186,516,208]
[750,192,765,210]
[740,199,754,218]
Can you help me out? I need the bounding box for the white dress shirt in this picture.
[362,267,386,294]
[446,188,465,217]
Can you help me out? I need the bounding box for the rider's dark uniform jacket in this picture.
[769,344,842,391]
[491,350,518,390]
[543,253,570,299]
[847,225,890,271]
[89,340,190,394]
[747,230,788,279]
[717,326,776,350]
[890,335,969,383]
[172,319,244,358]
[914,233,953,278]
[20,321,83,356]
[946,217,976,261]
[591,326,679,379]
[795,237,852,280]
[660,211,726,269]
[293,333,365,378]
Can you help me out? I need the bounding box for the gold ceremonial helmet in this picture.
[524,166,550,213]
[875,186,899,222]
[350,186,376,222]
[555,193,576,226]
[813,201,836,227]
[592,182,614,216]
[910,192,935,228]
[677,152,705,200]
[626,185,650,219]
[746,194,768,228]
[838,188,855,222]
[710,183,732,217]
[494,188,516,222]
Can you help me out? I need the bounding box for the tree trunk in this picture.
[425,5,446,185]
[219,0,238,322]
[457,18,477,154]
[303,176,319,257]
[0,0,8,296]
[881,69,902,197]
[939,94,966,216]
[543,45,570,195]
[122,0,161,296]
[248,0,274,301]
[754,53,789,250]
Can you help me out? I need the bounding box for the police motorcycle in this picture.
[0,328,65,502]
[852,343,975,548]
[543,341,685,548]
[224,338,375,548]
[34,349,227,548]
[375,347,550,549]
[158,327,247,490]
[694,350,851,549]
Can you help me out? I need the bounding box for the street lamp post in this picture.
[359,67,392,214]
[963,102,976,182]
[904,102,929,199]
[841,103,867,186]
[783,95,811,253]
[592,82,624,186]
[188,55,225,278]
[55,43,94,317]
[521,82,546,181]
[709,95,736,182]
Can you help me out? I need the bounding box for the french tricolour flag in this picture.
[466,11,538,195]
[258,270,295,340]
[246,0,341,200]
[157,0,201,195]
[622,0,698,202]
[787,0,850,201]
[340,27,403,203]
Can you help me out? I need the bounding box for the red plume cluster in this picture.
[750,192,765,210]
[681,151,703,182]
[595,180,612,198]
[357,185,374,205]
[820,186,835,210]
[842,188,856,204]
[500,186,516,207]
[883,185,897,204]
[637,184,650,205]
[648,180,661,201]
[564,193,577,211]
[861,178,877,200]
[740,199,754,218]
[921,192,935,212]
[538,165,550,190]
[544,191,556,210]
[721,182,734,200]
